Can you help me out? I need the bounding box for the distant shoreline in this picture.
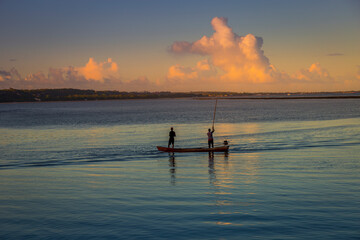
[195,96,360,100]
[0,88,359,103]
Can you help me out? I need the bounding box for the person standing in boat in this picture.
[168,127,176,148]
[207,127,215,148]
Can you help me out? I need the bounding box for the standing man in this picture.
[207,127,215,148]
[168,127,176,148]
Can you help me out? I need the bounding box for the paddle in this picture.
[212,98,218,130]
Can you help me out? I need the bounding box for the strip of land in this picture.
[195,96,360,100]
[0,88,359,103]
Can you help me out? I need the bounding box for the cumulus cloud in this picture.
[0,68,22,83]
[170,17,276,83]
[0,58,161,91]
[167,64,198,80]
[1,17,355,92]
[0,70,11,82]
[77,58,119,82]
[0,59,115,89]
[294,63,332,82]
[167,17,354,91]
[0,58,122,89]
[165,59,218,90]
[167,59,216,81]
[2,66,101,89]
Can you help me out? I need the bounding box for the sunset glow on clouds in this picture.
[167,59,216,81]
[170,17,276,83]
[294,63,332,82]
[167,17,359,91]
[77,58,119,83]
[0,4,359,93]
[0,59,119,90]
[0,58,154,91]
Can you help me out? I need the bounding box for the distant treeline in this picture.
[0,88,239,103]
[0,88,359,103]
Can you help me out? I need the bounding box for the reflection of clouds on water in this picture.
[213,123,260,147]
[243,123,260,134]
[241,123,260,145]
[85,128,106,146]
[208,152,234,207]
[206,151,260,226]
[208,151,231,188]
[239,153,260,184]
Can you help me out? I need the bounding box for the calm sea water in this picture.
[0,98,359,239]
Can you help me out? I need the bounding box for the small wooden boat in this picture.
[158,99,230,153]
[157,145,229,153]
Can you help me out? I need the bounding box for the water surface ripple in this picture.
[0,99,359,239]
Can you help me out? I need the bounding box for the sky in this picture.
[0,0,359,92]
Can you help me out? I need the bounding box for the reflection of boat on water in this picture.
[157,145,229,152]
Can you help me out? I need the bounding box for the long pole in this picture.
[212,98,218,129]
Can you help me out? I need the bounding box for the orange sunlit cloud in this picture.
[169,17,280,84]
[168,17,360,91]
[0,58,157,91]
[167,59,216,81]
[77,58,119,82]
[293,63,332,82]
[1,17,359,91]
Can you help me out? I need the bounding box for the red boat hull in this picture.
[157,145,229,152]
